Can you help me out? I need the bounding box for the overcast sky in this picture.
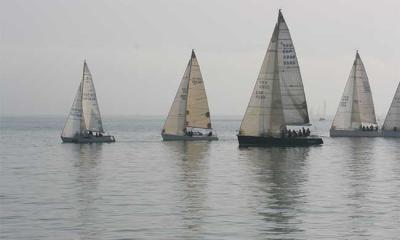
[1,0,399,120]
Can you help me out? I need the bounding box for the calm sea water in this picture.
[1,116,399,239]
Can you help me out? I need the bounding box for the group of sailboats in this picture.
[61,10,399,145]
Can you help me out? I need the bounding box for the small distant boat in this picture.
[161,50,218,141]
[318,100,327,121]
[237,10,323,147]
[382,82,400,137]
[61,61,115,143]
[330,51,380,137]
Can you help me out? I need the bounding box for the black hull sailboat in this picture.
[238,135,323,147]
[237,10,323,147]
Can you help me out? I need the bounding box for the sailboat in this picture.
[61,61,115,143]
[319,100,327,121]
[330,51,380,137]
[161,50,218,141]
[382,82,400,137]
[237,10,323,147]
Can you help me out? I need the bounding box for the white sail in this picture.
[332,52,377,130]
[162,57,191,135]
[277,14,309,125]
[61,82,84,138]
[81,62,104,132]
[239,11,308,137]
[383,82,400,130]
[186,51,212,129]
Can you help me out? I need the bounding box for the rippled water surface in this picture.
[1,116,399,239]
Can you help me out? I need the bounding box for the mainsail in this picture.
[383,82,400,130]
[239,10,309,137]
[81,62,104,132]
[186,51,212,129]
[61,61,104,138]
[332,52,377,130]
[163,50,212,135]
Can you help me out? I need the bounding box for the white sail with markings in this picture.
[332,52,377,130]
[162,50,213,136]
[239,10,309,137]
[81,62,104,132]
[383,82,400,130]
[186,51,212,129]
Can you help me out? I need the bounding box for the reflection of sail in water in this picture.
[242,147,310,236]
[166,142,210,237]
[74,144,104,240]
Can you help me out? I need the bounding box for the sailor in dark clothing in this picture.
[288,129,292,137]
[362,126,366,131]
[306,128,311,136]
[302,127,306,136]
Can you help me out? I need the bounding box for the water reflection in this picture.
[340,138,377,238]
[164,141,210,238]
[241,147,310,237]
[72,144,104,240]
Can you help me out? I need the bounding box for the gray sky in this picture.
[1,0,399,119]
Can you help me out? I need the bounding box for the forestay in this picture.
[383,82,400,130]
[239,10,309,137]
[332,52,377,130]
[81,62,104,132]
[186,51,212,129]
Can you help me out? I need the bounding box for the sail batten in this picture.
[383,82,400,130]
[239,10,309,137]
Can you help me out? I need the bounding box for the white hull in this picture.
[61,135,115,143]
[330,129,381,137]
[162,133,218,141]
[382,131,400,138]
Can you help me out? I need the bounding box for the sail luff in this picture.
[185,50,213,129]
[383,82,400,130]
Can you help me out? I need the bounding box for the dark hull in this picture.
[382,131,400,138]
[237,135,323,147]
[61,135,115,143]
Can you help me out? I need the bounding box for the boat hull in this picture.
[61,135,116,143]
[162,134,218,141]
[382,131,400,138]
[330,129,381,137]
[237,135,323,147]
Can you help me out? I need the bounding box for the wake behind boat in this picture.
[330,52,380,137]
[382,82,400,137]
[237,10,323,147]
[61,61,115,143]
[161,50,218,141]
